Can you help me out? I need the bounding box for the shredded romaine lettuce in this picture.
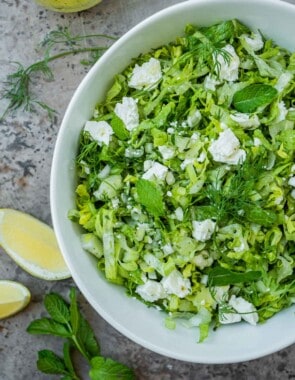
[70,19,295,342]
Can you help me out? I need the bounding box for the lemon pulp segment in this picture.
[0,280,31,319]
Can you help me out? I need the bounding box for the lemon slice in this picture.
[0,280,31,319]
[0,209,71,280]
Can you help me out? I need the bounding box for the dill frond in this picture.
[0,27,117,122]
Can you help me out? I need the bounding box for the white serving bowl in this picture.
[51,0,295,363]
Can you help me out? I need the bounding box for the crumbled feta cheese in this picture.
[192,250,214,270]
[214,44,240,82]
[158,145,175,160]
[162,243,174,255]
[187,110,202,127]
[288,176,295,187]
[125,147,144,158]
[161,270,191,298]
[166,191,172,197]
[167,127,175,134]
[274,72,293,93]
[229,295,259,325]
[204,74,221,91]
[230,112,260,129]
[200,275,208,285]
[191,132,200,140]
[274,196,284,205]
[253,137,262,147]
[128,57,162,90]
[166,171,175,185]
[208,128,246,165]
[142,161,168,181]
[174,207,184,221]
[213,286,230,303]
[219,311,242,325]
[291,189,295,199]
[97,164,111,179]
[84,120,113,146]
[136,280,166,302]
[111,198,120,209]
[197,152,206,163]
[192,219,216,242]
[241,33,264,51]
[233,238,249,253]
[180,158,195,170]
[114,97,139,131]
[274,101,288,123]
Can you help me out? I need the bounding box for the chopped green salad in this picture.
[70,19,295,342]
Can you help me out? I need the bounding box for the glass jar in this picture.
[35,0,102,12]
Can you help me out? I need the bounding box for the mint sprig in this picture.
[27,288,135,380]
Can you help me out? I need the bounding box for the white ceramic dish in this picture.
[51,0,295,363]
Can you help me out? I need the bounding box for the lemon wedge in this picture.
[0,280,31,319]
[0,209,71,280]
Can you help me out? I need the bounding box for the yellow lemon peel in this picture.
[0,208,71,280]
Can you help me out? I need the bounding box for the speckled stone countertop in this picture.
[1,0,295,379]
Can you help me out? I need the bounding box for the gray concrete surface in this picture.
[1,0,295,379]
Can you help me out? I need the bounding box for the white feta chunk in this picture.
[192,219,216,242]
[291,189,295,199]
[208,128,246,165]
[253,137,262,147]
[229,295,259,325]
[187,110,202,127]
[161,270,191,298]
[214,44,240,82]
[230,112,260,129]
[197,152,206,163]
[204,74,221,91]
[166,171,175,185]
[192,250,214,270]
[274,72,293,93]
[136,280,166,302]
[162,243,174,255]
[180,158,195,170]
[219,311,242,325]
[213,286,230,303]
[288,176,295,187]
[114,97,139,131]
[241,33,264,51]
[158,145,175,160]
[174,207,184,221]
[84,121,113,146]
[274,101,288,123]
[142,161,168,181]
[128,57,162,90]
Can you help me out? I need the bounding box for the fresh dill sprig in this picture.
[202,155,266,225]
[0,27,117,122]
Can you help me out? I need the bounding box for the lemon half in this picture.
[0,280,31,319]
[0,209,71,281]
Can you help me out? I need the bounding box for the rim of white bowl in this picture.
[51,0,295,363]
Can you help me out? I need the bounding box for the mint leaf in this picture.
[89,356,135,380]
[37,349,68,375]
[69,288,80,335]
[111,114,129,140]
[244,204,277,227]
[208,267,261,286]
[27,318,71,337]
[63,342,76,377]
[44,293,70,324]
[136,179,165,217]
[232,84,278,113]
[77,315,100,358]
